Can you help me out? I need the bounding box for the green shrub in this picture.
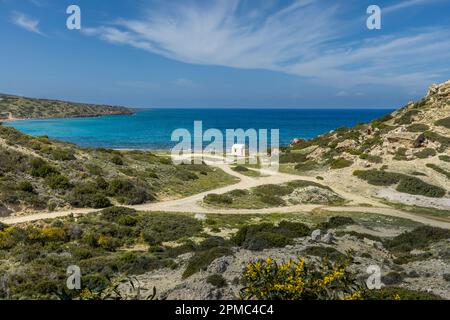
[319,216,355,229]
[100,206,137,222]
[359,154,383,163]
[335,231,382,242]
[393,147,407,161]
[232,165,249,172]
[110,155,124,165]
[176,169,198,181]
[51,148,75,161]
[396,176,445,198]
[426,163,450,179]
[183,247,233,278]
[204,193,233,205]
[17,181,34,193]
[439,155,450,162]
[276,221,310,238]
[406,123,429,132]
[241,231,292,251]
[395,109,419,125]
[254,184,293,197]
[294,160,318,172]
[353,170,406,186]
[385,226,450,253]
[45,173,72,190]
[258,195,285,206]
[107,178,154,205]
[138,213,202,243]
[68,184,111,208]
[381,272,403,285]
[363,287,441,300]
[303,246,346,261]
[435,116,450,129]
[280,152,307,164]
[414,148,436,159]
[424,131,450,149]
[286,180,330,190]
[206,274,227,288]
[228,189,249,197]
[233,222,308,251]
[29,158,58,178]
[330,158,353,169]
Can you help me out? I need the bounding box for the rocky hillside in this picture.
[0,125,236,217]
[0,94,133,120]
[283,80,450,209]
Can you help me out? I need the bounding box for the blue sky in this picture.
[0,0,450,108]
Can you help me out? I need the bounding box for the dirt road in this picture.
[2,158,450,229]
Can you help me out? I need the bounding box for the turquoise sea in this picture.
[5,108,393,149]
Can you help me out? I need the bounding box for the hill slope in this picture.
[283,80,450,210]
[0,125,237,217]
[0,93,133,120]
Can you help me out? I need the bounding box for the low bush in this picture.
[138,213,202,243]
[232,165,249,172]
[294,160,318,172]
[258,195,285,206]
[286,180,330,190]
[330,158,353,169]
[254,184,293,197]
[353,170,405,186]
[381,272,403,285]
[395,109,419,125]
[107,178,154,205]
[406,123,429,132]
[439,155,450,162]
[279,152,307,164]
[17,181,34,193]
[110,155,124,165]
[363,287,441,300]
[396,176,445,198]
[100,207,137,222]
[426,163,450,179]
[51,148,76,161]
[204,193,233,205]
[385,226,450,253]
[414,148,436,159]
[183,247,233,278]
[30,158,59,178]
[228,189,249,197]
[424,131,450,149]
[359,154,383,163]
[319,216,355,229]
[45,173,72,190]
[302,246,346,261]
[393,147,407,161]
[176,169,198,181]
[206,274,227,288]
[233,222,309,251]
[68,184,111,208]
[435,116,450,129]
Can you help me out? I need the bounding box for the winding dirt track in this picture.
[2,158,450,229]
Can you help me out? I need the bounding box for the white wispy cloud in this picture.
[11,11,45,36]
[383,0,443,14]
[83,0,450,90]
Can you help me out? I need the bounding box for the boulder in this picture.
[322,232,336,244]
[311,229,321,241]
[194,213,206,221]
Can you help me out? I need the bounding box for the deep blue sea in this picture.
[5,108,393,149]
